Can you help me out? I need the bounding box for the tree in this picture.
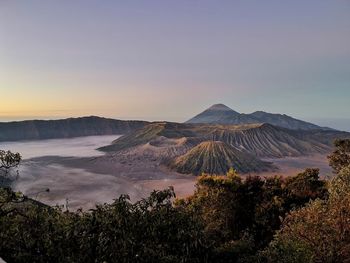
[283,168,327,208]
[263,166,350,263]
[0,150,21,185]
[328,139,350,173]
[0,188,209,263]
[0,150,23,218]
[0,150,21,171]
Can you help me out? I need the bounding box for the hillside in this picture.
[209,123,330,158]
[186,104,331,131]
[169,141,274,175]
[98,121,349,175]
[99,122,197,152]
[102,122,337,158]
[0,116,148,142]
[249,111,330,130]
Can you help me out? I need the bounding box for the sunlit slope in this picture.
[169,141,274,175]
[99,122,196,152]
[101,122,335,158]
[210,123,330,158]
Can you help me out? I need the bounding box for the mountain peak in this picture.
[208,104,235,112]
[186,104,240,124]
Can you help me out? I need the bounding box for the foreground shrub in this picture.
[263,166,350,263]
[0,188,209,263]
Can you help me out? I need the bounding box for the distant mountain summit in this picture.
[206,103,238,112]
[186,104,257,125]
[186,104,331,131]
[186,103,239,124]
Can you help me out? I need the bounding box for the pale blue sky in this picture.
[0,1,349,130]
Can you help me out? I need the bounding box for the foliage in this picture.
[328,139,350,173]
[1,167,328,262]
[0,150,21,185]
[263,170,350,262]
[0,188,209,263]
[0,150,24,218]
[0,150,21,171]
[283,168,327,208]
[261,238,313,263]
[176,168,326,262]
[264,140,350,263]
[328,165,350,199]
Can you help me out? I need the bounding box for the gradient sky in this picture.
[0,1,349,130]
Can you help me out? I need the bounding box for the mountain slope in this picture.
[0,116,148,142]
[250,111,328,131]
[101,122,338,158]
[186,104,331,131]
[99,122,197,152]
[98,121,350,175]
[169,141,274,175]
[210,123,330,158]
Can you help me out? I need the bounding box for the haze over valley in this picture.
[0,135,195,209]
[0,104,347,209]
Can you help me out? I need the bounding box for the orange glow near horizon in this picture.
[1,1,349,130]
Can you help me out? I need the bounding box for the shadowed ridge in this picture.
[0,116,148,142]
[250,111,333,131]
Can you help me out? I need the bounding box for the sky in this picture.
[0,1,349,130]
